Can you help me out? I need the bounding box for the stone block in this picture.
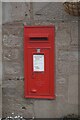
[0,85,2,118]
[11,3,30,21]
[57,60,69,76]
[3,35,23,47]
[33,20,56,26]
[3,48,20,61]
[56,78,67,97]
[68,51,78,61]
[3,80,34,105]
[70,21,78,46]
[3,75,24,81]
[4,62,23,76]
[65,104,78,115]
[58,51,69,61]
[2,96,34,118]
[56,23,71,47]
[34,100,58,118]
[2,80,34,118]
[2,2,30,23]
[58,50,78,61]
[69,61,78,76]
[68,75,78,105]
[33,3,78,21]
[34,96,68,118]
[3,24,24,37]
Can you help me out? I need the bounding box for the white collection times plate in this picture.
[33,54,44,72]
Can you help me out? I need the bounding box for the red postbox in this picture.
[24,26,55,99]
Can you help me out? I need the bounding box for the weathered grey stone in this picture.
[0,29,2,84]
[58,50,69,61]
[2,23,24,37]
[3,48,20,61]
[33,3,78,21]
[2,80,35,118]
[68,51,78,61]
[2,96,34,118]
[4,62,23,75]
[2,2,78,118]
[70,21,78,46]
[11,3,30,21]
[33,96,69,118]
[2,80,33,104]
[34,100,58,118]
[3,35,23,47]
[68,75,78,105]
[56,23,71,47]
[69,61,78,75]
[2,2,30,23]
[57,60,69,76]
[56,78,67,97]
[58,50,78,61]
[65,104,78,115]
[0,3,2,117]
[3,75,24,81]
[0,85,2,118]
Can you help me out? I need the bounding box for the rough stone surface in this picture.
[56,77,67,97]
[33,3,78,22]
[2,2,78,118]
[68,75,78,105]
[2,2,30,24]
[0,2,2,117]
[2,80,35,118]
[0,85,2,118]
[3,48,20,61]
[3,35,23,47]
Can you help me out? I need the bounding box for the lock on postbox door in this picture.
[24,26,55,99]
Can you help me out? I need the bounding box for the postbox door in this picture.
[26,48,53,97]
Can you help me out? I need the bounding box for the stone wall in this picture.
[2,2,78,118]
[0,1,2,118]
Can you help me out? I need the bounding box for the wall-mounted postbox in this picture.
[24,26,55,99]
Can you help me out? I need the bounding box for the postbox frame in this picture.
[24,26,55,99]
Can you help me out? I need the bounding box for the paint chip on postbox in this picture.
[33,54,44,72]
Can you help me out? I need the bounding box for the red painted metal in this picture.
[24,26,55,99]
